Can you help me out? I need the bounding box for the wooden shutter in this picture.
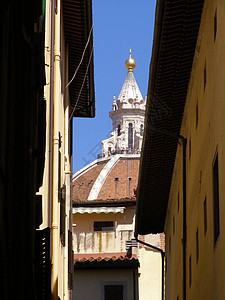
[35,227,51,299]
[68,230,74,289]
[60,184,66,246]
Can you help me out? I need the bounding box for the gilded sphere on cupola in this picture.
[125,49,136,72]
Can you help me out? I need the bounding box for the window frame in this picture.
[101,281,127,300]
[94,221,114,232]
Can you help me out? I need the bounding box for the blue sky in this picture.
[73,0,156,173]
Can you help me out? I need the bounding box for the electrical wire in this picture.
[65,24,93,89]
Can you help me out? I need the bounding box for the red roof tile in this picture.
[74,252,139,269]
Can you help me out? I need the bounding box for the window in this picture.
[199,170,202,193]
[128,123,133,149]
[189,255,192,287]
[101,282,127,300]
[204,197,207,235]
[104,285,123,300]
[189,138,191,160]
[196,103,198,129]
[196,229,199,263]
[173,216,175,235]
[114,177,119,196]
[214,9,217,41]
[204,63,207,91]
[94,221,114,232]
[213,153,220,244]
[128,177,132,197]
[140,124,144,136]
[117,124,121,136]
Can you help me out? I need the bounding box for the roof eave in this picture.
[74,259,139,270]
[135,0,166,236]
[135,0,204,236]
[62,0,95,118]
[73,199,136,207]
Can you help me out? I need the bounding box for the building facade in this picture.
[135,0,225,299]
[1,1,95,299]
[38,1,95,300]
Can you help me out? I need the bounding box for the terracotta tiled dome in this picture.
[72,154,140,202]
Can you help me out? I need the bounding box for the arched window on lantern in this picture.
[117,124,121,136]
[128,123,133,149]
[140,124,144,136]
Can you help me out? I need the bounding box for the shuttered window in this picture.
[60,185,66,246]
[35,227,51,299]
[68,230,74,289]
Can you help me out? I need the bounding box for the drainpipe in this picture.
[63,44,71,300]
[52,0,61,298]
[48,0,55,228]
[135,237,165,300]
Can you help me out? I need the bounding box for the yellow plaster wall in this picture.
[165,1,225,299]
[38,1,71,299]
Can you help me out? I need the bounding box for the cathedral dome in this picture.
[72,154,140,202]
[125,49,136,72]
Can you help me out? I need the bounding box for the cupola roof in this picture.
[118,50,143,104]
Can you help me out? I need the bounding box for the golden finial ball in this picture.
[125,49,136,72]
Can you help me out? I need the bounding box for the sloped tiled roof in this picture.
[74,253,139,269]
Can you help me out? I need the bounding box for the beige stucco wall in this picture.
[73,268,137,300]
[73,207,136,254]
[165,0,225,299]
[138,247,162,300]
